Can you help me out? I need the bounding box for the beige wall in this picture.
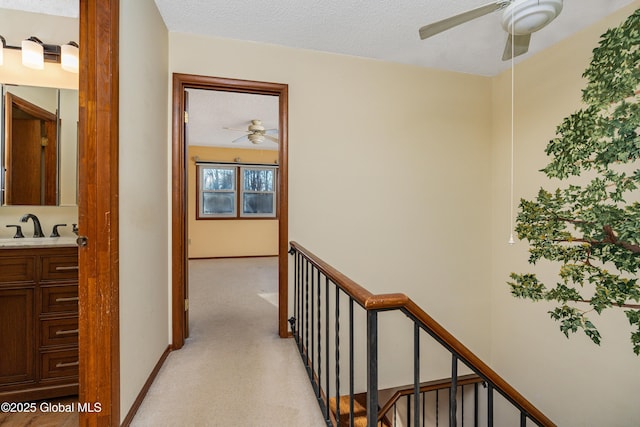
[188,145,278,258]
[490,3,640,426]
[170,30,494,388]
[118,0,169,421]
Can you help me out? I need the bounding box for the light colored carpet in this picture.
[130,257,327,427]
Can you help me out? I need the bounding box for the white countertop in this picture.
[0,236,78,248]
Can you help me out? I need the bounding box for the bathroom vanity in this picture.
[0,241,78,402]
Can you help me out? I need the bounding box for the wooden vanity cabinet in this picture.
[0,245,79,402]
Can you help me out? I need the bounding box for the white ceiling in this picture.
[153,0,637,77]
[0,0,77,18]
[186,89,280,151]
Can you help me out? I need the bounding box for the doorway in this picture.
[171,74,289,348]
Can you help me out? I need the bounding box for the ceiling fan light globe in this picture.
[248,134,264,144]
[501,0,563,35]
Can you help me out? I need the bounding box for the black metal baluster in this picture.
[306,260,310,370]
[292,250,298,342]
[435,389,439,427]
[414,323,420,427]
[407,395,411,427]
[311,265,316,391]
[298,253,302,350]
[450,355,458,426]
[520,411,527,427]
[474,383,479,427]
[487,384,494,427]
[335,289,341,426]
[317,269,322,400]
[366,310,378,427]
[349,298,355,427]
[325,278,330,424]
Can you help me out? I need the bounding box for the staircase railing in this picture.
[288,241,555,427]
[378,374,484,426]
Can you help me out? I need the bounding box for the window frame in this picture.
[196,162,278,220]
[239,166,278,218]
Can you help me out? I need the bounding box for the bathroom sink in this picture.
[0,236,78,248]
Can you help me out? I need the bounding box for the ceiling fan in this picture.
[224,119,279,144]
[418,0,563,61]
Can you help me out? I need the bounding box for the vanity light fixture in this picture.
[0,35,78,73]
[21,37,45,69]
[61,42,79,73]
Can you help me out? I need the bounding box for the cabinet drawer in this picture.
[41,285,79,314]
[40,255,78,281]
[40,349,78,380]
[0,256,35,283]
[40,317,79,347]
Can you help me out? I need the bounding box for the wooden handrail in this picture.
[289,241,556,427]
[290,241,408,310]
[377,374,484,422]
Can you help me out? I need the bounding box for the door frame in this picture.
[171,73,290,348]
[77,0,120,426]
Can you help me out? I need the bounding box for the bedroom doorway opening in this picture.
[171,74,289,347]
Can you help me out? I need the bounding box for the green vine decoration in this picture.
[509,9,640,354]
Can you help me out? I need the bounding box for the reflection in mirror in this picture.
[1,84,78,206]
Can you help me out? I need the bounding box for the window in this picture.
[197,163,277,219]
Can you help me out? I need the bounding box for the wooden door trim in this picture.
[171,73,290,349]
[78,0,120,426]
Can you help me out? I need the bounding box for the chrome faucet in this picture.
[20,213,45,238]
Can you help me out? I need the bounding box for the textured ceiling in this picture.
[153,0,637,77]
[0,0,77,17]
[186,89,279,151]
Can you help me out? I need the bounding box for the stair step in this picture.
[328,393,391,427]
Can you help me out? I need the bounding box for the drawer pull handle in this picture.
[55,361,79,368]
[55,296,79,303]
[55,328,79,336]
[55,266,79,271]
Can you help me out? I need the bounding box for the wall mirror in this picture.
[1,83,78,206]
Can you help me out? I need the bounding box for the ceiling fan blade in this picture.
[232,135,249,143]
[419,1,507,40]
[223,127,249,133]
[264,135,279,143]
[502,33,531,61]
[265,128,279,135]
